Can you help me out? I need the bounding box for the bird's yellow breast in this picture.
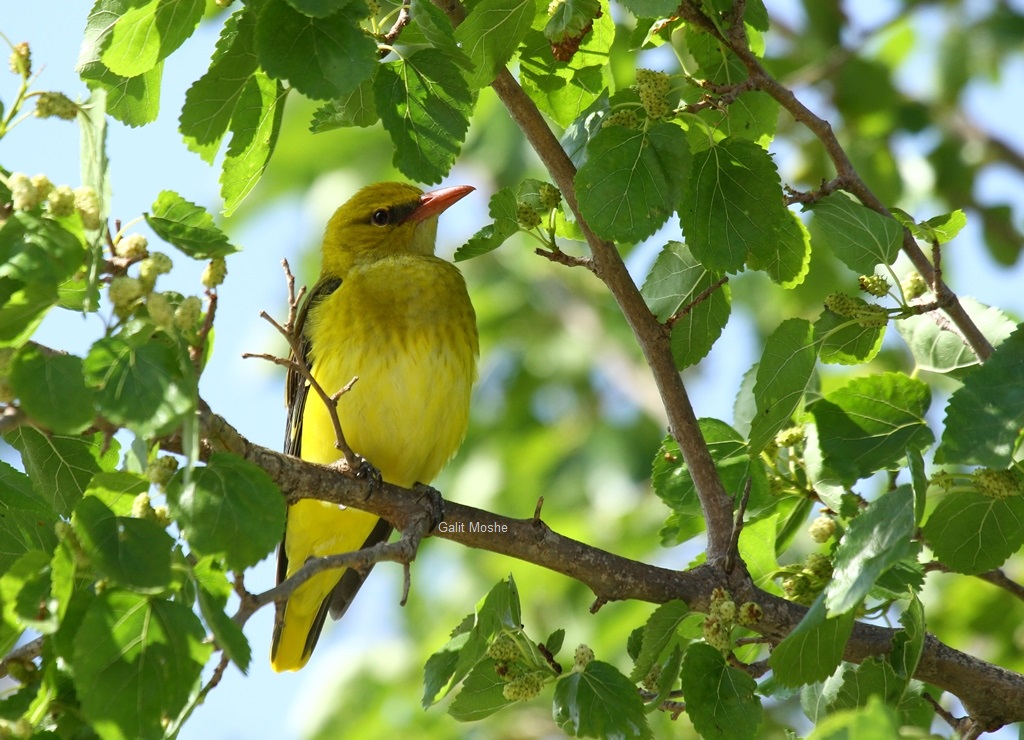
[302,253,478,488]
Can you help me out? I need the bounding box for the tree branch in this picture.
[180,407,1024,729]
[430,0,737,563]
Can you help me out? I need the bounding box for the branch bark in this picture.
[186,407,1024,729]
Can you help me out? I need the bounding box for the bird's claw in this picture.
[343,454,381,500]
[411,483,446,532]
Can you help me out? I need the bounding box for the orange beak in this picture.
[406,184,475,224]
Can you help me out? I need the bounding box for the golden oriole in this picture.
[271,182,478,672]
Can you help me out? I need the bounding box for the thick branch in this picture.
[185,408,1024,729]
[431,0,737,562]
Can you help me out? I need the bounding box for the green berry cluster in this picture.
[202,257,228,288]
[823,293,889,328]
[703,587,737,653]
[601,109,640,130]
[780,553,833,606]
[901,272,928,301]
[9,41,30,76]
[858,274,891,297]
[808,514,837,543]
[487,634,521,663]
[7,173,101,231]
[774,425,804,448]
[737,601,762,628]
[640,663,661,692]
[115,233,149,261]
[635,68,671,120]
[972,467,1024,500]
[538,183,562,211]
[35,91,79,120]
[573,643,594,671]
[516,201,542,229]
[501,671,545,701]
[146,456,180,489]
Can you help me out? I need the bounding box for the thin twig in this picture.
[190,289,218,374]
[925,562,1024,603]
[381,1,411,48]
[665,276,729,329]
[535,246,597,273]
[0,637,43,679]
[724,477,752,573]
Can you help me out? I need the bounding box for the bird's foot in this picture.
[336,453,381,500]
[411,483,446,532]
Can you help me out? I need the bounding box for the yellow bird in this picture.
[271,182,478,672]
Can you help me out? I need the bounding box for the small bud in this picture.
[573,643,595,671]
[737,601,763,628]
[34,91,79,120]
[823,292,858,317]
[201,257,228,288]
[710,587,730,605]
[8,172,38,211]
[115,233,149,261]
[74,186,102,230]
[132,492,156,520]
[636,68,670,96]
[714,599,737,626]
[174,295,202,331]
[8,41,30,76]
[46,184,76,217]
[138,252,172,290]
[108,276,144,308]
[805,553,833,580]
[152,505,172,528]
[808,514,837,543]
[702,614,731,652]
[366,0,381,13]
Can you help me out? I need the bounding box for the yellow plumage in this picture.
[271,182,478,672]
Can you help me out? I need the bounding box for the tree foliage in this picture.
[1,1,1024,738]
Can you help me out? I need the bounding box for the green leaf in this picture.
[553,661,653,739]
[680,137,793,277]
[100,0,204,78]
[285,0,360,17]
[4,428,102,517]
[85,332,195,437]
[806,695,902,740]
[146,191,237,259]
[893,207,967,244]
[411,0,470,63]
[576,123,690,244]
[454,0,535,88]
[310,78,378,132]
[166,452,285,571]
[616,0,678,17]
[0,550,57,634]
[254,0,375,100]
[0,488,58,577]
[84,471,150,516]
[922,490,1024,574]
[73,591,210,740]
[77,0,164,127]
[808,192,903,273]
[814,306,886,365]
[447,659,510,721]
[748,318,817,454]
[629,600,688,682]
[221,70,288,215]
[9,346,94,434]
[824,486,916,614]
[738,514,781,594]
[179,7,259,162]
[72,496,173,592]
[646,644,683,712]
[936,323,1024,467]
[680,643,763,740]
[454,188,518,262]
[895,297,1016,379]
[423,576,521,706]
[652,422,770,544]
[546,628,566,656]
[375,48,473,184]
[545,0,600,41]
[890,593,924,682]
[640,241,730,369]
[768,594,855,687]
[811,373,933,484]
[193,557,251,672]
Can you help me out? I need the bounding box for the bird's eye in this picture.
[371,209,390,226]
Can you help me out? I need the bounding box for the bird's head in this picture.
[320,181,474,277]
